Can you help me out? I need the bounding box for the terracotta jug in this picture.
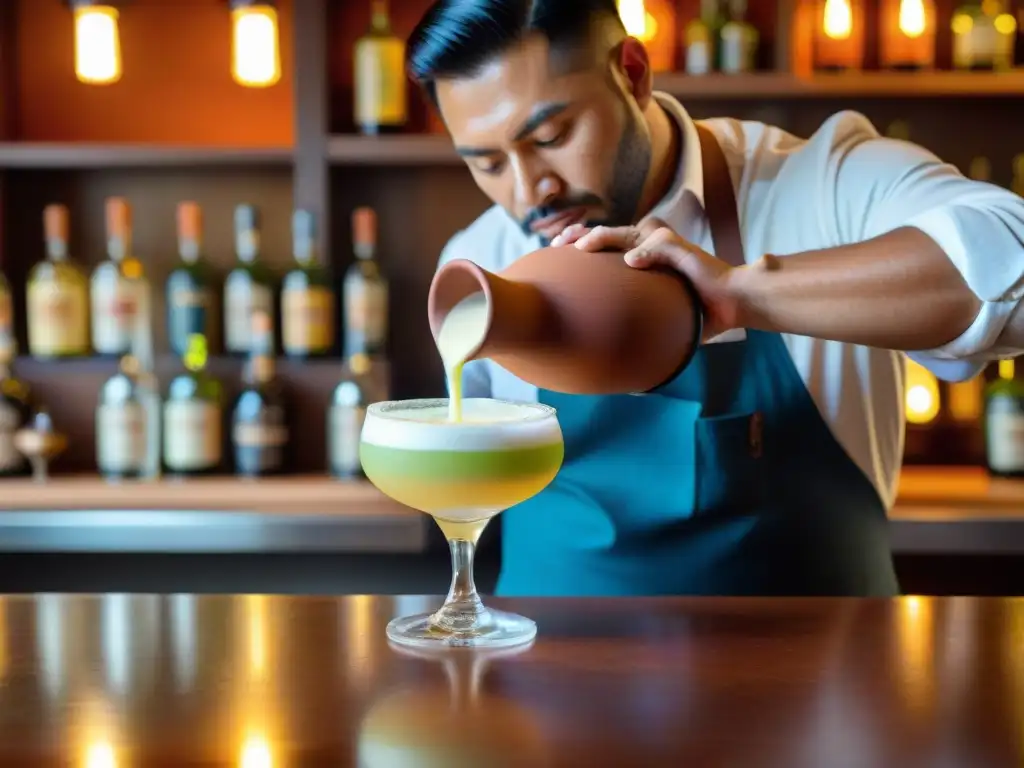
[427,246,703,395]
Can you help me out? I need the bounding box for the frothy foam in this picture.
[362,398,561,452]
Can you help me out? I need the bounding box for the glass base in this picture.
[386,606,537,650]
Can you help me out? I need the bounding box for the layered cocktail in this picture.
[360,397,563,648]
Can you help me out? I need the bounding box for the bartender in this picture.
[409,0,1024,597]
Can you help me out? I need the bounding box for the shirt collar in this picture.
[648,91,705,218]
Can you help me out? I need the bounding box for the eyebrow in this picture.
[454,101,572,158]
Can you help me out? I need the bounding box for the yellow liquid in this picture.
[433,515,493,544]
[436,292,489,422]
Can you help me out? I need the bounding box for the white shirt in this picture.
[435,92,1024,510]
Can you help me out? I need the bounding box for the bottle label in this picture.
[329,404,366,475]
[987,409,1024,473]
[92,271,139,354]
[720,26,757,73]
[345,278,388,351]
[163,401,222,471]
[233,407,288,473]
[0,400,24,472]
[355,38,408,127]
[225,278,274,354]
[283,286,334,354]
[28,282,89,356]
[97,402,146,473]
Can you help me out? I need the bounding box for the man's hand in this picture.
[551,217,745,341]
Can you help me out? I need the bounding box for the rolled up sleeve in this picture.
[826,111,1024,379]
[437,232,492,398]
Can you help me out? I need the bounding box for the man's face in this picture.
[435,34,652,244]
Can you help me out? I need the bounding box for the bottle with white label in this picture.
[328,352,374,479]
[26,204,90,359]
[984,359,1024,477]
[344,206,389,358]
[91,197,146,357]
[684,0,726,74]
[719,0,759,74]
[232,310,288,477]
[163,333,223,476]
[224,204,276,357]
[952,0,1016,71]
[0,334,32,478]
[96,277,160,481]
[282,210,336,359]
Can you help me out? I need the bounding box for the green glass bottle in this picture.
[224,204,276,357]
[163,333,224,476]
[232,310,289,477]
[282,210,335,359]
[167,201,219,357]
[984,359,1024,477]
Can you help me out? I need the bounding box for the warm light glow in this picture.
[994,13,1018,36]
[240,732,273,768]
[905,359,941,424]
[1000,359,1016,380]
[948,377,983,422]
[896,596,934,716]
[248,595,267,679]
[617,0,657,42]
[73,5,122,85]
[898,0,927,38]
[231,5,282,88]
[823,0,853,40]
[84,741,117,768]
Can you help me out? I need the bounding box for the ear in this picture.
[617,37,653,108]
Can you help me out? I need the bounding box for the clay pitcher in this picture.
[427,246,703,395]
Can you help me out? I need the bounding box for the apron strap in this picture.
[695,123,745,268]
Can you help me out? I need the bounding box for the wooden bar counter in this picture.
[0,594,1019,765]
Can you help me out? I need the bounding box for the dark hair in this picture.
[407,0,624,105]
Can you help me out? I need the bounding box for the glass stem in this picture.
[433,538,487,632]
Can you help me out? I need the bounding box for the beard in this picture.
[520,109,652,245]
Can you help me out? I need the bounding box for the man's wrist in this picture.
[724,255,779,332]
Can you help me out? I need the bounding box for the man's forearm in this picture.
[728,226,983,350]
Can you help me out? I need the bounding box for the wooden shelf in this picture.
[327,134,457,166]
[0,144,293,169]
[653,71,1024,99]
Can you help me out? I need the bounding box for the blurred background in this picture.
[0,0,1021,596]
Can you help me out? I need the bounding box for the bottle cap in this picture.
[353,207,377,247]
[43,204,69,242]
[177,201,202,241]
[105,197,131,238]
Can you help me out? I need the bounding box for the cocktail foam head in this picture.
[361,398,561,452]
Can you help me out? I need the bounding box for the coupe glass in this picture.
[360,398,563,648]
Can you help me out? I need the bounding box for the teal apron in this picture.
[496,125,899,598]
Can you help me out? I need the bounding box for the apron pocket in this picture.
[694,411,765,516]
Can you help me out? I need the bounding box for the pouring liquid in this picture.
[435,292,489,422]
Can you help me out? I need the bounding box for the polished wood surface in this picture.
[0,595,1019,765]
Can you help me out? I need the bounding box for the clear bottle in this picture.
[344,206,389,359]
[232,310,289,477]
[685,0,726,75]
[0,333,32,478]
[167,202,219,357]
[96,276,160,481]
[91,197,147,357]
[26,204,90,359]
[354,0,407,135]
[719,0,759,74]
[281,210,335,359]
[224,204,276,357]
[328,352,374,479]
[163,333,223,477]
[952,0,1017,70]
[984,359,1024,477]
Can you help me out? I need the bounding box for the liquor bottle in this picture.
[167,202,219,357]
[685,0,726,74]
[281,210,335,359]
[719,0,759,74]
[26,204,90,359]
[96,277,160,480]
[224,205,276,356]
[353,0,407,135]
[328,352,374,479]
[163,333,223,476]
[344,207,389,358]
[984,359,1024,477]
[232,310,289,477]
[952,0,1017,71]
[92,197,146,357]
[0,332,32,478]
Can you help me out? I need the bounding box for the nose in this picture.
[510,152,563,213]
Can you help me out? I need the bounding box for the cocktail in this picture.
[360,397,563,648]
